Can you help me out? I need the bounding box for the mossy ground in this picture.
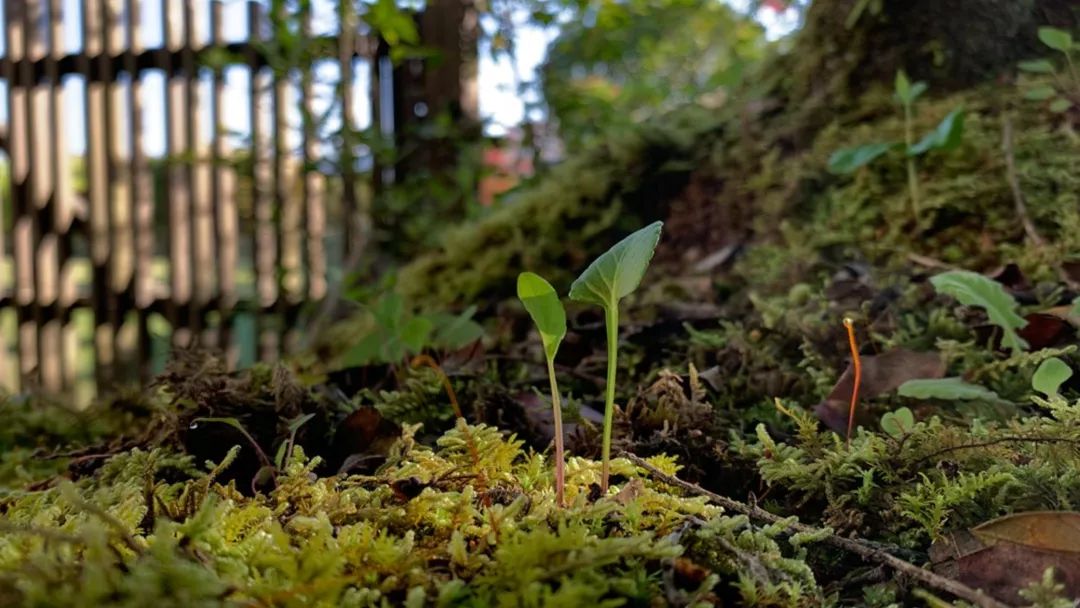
[5,17,1080,608]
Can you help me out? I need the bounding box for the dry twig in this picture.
[624,452,1012,608]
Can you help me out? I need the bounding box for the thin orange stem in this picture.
[410,354,480,471]
[843,318,862,447]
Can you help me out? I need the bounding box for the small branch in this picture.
[1002,115,1044,248]
[623,452,1012,608]
[913,435,1080,466]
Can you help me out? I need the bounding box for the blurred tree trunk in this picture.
[774,0,1078,142]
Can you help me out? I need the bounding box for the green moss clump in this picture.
[0,420,828,607]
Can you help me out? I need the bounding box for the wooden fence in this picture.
[0,0,444,398]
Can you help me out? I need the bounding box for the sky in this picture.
[0,0,799,157]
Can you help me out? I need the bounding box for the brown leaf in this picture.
[814,349,945,433]
[1017,313,1075,350]
[611,478,646,506]
[931,512,1080,603]
[972,511,1080,553]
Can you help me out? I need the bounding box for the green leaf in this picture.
[1018,59,1057,74]
[909,109,965,155]
[1038,27,1073,53]
[517,272,567,361]
[569,221,663,309]
[1072,296,1080,317]
[1024,85,1058,101]
[429,306,484,350]
[894,69,911,101]
[930,270,1029,353]
[827,142,897,174]
[372,292,404,329]
[894,70,926,106]
[1032,357,1073,398]
[1049,98,1073,113]
[399,316,434,354]
[898,377,1005,402]
[880,407,915,438]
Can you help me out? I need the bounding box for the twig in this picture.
[1002,115,1045,248]
[912,435,1080,466]
[906,252,955,270]
[623,452,1012,608]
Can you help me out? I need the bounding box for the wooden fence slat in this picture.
[186,0,213,345]
[211,0,238,367]
[301,1,326,302]
[165,0,192,348]
[82,0,113,387]
[25,0,61,393]
[25,0,62,395]
[50,0,75,393]
[126,0,154,382]
[247,1,278,362]
[101,0,132,385]
[5,2,39,391]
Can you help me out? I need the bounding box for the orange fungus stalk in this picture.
[843,317,862,447]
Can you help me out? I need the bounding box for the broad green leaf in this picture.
[909,109,965,156]
[827,142,897,174]
[341,331,385,366]
[1038,27,1073,53]
[1024,85,1058,101]
[1032,357,1073,398]
[517,272,567,361]
[898,377,1005,402]
[1050,98,1073,113]
[569,221,663,308]
[930,270,1029,353]
[372,292,404,329]
[1018,59,1057,74]
[880,407,915,438]
[1072,296,1080,317]
[399,316,434,354]
[429,306,484,349]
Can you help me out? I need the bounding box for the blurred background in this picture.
[0,0,800,402]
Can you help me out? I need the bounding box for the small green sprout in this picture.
[569,221,663,492]
[1032,357,1072,399]
[828,69,965,223]
[517,271,568,505]
[1018,27,1078,114]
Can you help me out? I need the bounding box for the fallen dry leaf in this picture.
[930,512,1080,603]
[814,349,945,433]
[972,511,1080,552]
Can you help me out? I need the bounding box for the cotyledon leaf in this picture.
[568,221,663,308]
[517,272,566,361]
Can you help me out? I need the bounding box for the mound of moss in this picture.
[0,418,831,607]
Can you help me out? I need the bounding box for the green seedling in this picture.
[880,407,915,439]
[1018,27,1079,114]
[1032,357,1073,399]
[569,221,663,492]
[517,272,568,505]
[929,270,1028,353]
[828,70,965,222]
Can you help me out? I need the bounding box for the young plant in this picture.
[1018,27,1079,114]
[569,221,663,492]
[517,272,568,505]
[828,70,965,222]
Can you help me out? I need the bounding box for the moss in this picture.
[0,421,829,607]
